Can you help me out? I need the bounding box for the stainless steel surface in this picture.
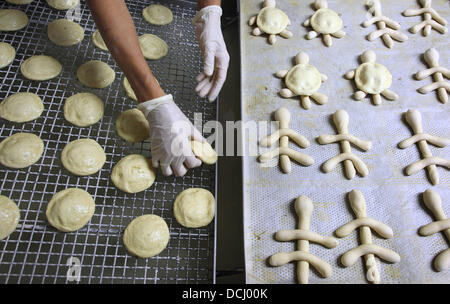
[0,0,216,284]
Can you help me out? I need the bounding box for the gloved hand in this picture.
[193,5,230,102]
[138,94,204,177]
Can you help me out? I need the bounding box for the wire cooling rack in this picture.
[0,0,216,283]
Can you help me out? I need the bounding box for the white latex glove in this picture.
[193,5,230,102]
[138,94,204,177]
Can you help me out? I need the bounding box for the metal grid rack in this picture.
[0,0,216,283]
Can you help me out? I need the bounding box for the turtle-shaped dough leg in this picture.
[276,52,328,110]
[345,51,398,106]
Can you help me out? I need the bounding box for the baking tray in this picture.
[0,0,216,283]
[240,0,449,283]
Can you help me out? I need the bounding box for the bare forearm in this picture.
[198,0,221,9]
[86,0,165,102]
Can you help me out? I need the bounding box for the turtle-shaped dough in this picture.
[345,50,398,106]
[276,52,328,110]
[303,0,345,47]
[248,0,293,45]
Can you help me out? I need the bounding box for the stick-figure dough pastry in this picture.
[419,189,450,272]
[303,0,345,47]
[402,0,447,36]
[335,190,400,284]
[362,0,408,49]
[317,110,372,179]
[398,109,450,185]
[269,195,338,284]
[258,107,314,174]
[415,48,449,104]
[345,50,398,105]
[275,52,328,110]
[248,0,293,45]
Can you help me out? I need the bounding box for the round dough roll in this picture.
[143,4,173,25]
[116,109,150,143]
[47,18,84,46]
[61,138,106,176]
[173,188,215,228]
[46,0,79,10]
[46,188,95,232]
[0,195,20,240]
[190,141,218,165]
[0,9,28,31]
[111,154,156,193]
[0,132,44,168]
[64,92,104,127]
[77,60,115,88]
[138,34,168,60]
[123,214,170,258]
[0,92,43,123]
[21,55,62,81]
[123,77,160,101]
[0,42,16,69]
[91,29,108,51]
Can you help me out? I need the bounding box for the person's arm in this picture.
[198,0,221,9]
[86,0,164,102]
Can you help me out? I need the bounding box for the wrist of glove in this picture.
[193,5,230,102]
[138,94,204,177]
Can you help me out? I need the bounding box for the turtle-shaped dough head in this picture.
[303,0,345,47]
[249,0,293,45]
[276,52,328,110]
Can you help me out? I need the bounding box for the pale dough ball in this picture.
[91,29,108,51]
[285,64,321,95]
[355,62,392,95]
[61,138,106,176]
[46,188,95,232]
[143,4,173,26]
[111,154,156,193]
[190,140,218,165]
[0,132,44,168]
[47,19,84,46]
[0,92,44,123]
[0,9,28,31]
[46,0,79,10]
[123,214,170,258]
[0,195,20,240]
[21,55,62,81]
[0,42,16,69]
[6,0,34,4]
[64,92,104,127]
[256,7,290,34]
[138,34,168,60]
[310,8,342,34]
[77,60,115,88]
[173,188,215,228]
[116,109,150,143]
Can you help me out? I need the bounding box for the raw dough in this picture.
[0,132,44,168]
[174,188,215,228]
[6,0,34,4]
[317,110,371,179]
[269,195,337,284]
[46,0,79,10]
[21,55,62,81]
[398,109,450,185]
[143,4,173,25]
[46,188,95,232]
[0,195,20,240]
[111,154,156,193]
[61,138,106,176]
[138,34,168,60]
[258,107,313,174]
[91,29,108,51]
[275,52,327,109]
[123,77,137,101]
[248,0,292,45]
[0,92,44,123]
[190,141,217,165]
[335,190,400,284]
[303,0,345,47]
[47,18,84,46]
[403,0,447,36]
[77,60,115,88]
[0,9,28,31]
[0,42,16,69]
[64,92,104,127]
[116,109,150,143]
[123,214,170,258]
